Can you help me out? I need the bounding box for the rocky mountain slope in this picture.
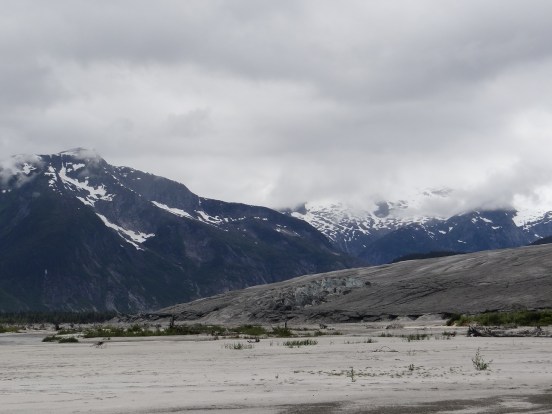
[0,149,357,312]
[285,194,552,264]
[158,243,552,324]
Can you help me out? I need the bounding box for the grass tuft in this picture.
[472,348,492,371]
[224,342,253,350]
[283,339,318,348]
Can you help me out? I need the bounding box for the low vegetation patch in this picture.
[58,336,79,343]
[57,322,345,339]
[402,333,430,342]
[448,310,552,327]
[472,348,491,371]
[82,323,226,338]
[42,335,79,343]
[0,324,20,333]
[283,339,318,348]
[79,323,304,339]
[224,342,254,350]
[234,325,268,336]
[344,338,376,344]
[271,326,294,337]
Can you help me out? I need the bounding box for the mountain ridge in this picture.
[0,149,358,312]
[284,197,552,264]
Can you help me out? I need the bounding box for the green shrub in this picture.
[449,310,552,327]
[446,314,462,326]
[82,323,227,338]
[0,324,20,333]
[271,326,294,337]
[42,335,59,342]
[42,335,79,343]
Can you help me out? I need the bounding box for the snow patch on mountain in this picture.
[513,208,550,229]
[289,194,447,247]
[196,210,224,226]
[58,164,114,206]
[96,213,154,250]
[152,201,239,229]
[152,201,194,220]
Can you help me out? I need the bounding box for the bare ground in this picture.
[1,323,551,413]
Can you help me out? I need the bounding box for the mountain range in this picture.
[2,148,552,313]
[285,195,552,264]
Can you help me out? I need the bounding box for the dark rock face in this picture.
[159,243,552,324]
[0,149,357,312]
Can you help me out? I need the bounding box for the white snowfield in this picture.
[152,200,195,220]
[96,214,154,249]
[58,164,114,206]
[1,324,551,413]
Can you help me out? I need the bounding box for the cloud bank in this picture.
[2,0,552,213]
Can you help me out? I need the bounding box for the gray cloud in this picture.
[1,1,552,212]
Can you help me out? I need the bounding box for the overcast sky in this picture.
[2,0,552,213]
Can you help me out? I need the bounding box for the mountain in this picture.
[285,192,552,265]
[157,243,552,324]
[0,149,357,312]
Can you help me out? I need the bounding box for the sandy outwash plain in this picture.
[1,322,551,413]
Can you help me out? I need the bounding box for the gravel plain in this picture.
[1,323,551,413]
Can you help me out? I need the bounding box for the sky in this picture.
[2,0,552,214]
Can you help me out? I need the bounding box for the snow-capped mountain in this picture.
[285,191,552,265]
[0,148,357,312]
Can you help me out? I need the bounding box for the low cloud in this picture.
[0,154,44,187]
[1,1,552,214]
